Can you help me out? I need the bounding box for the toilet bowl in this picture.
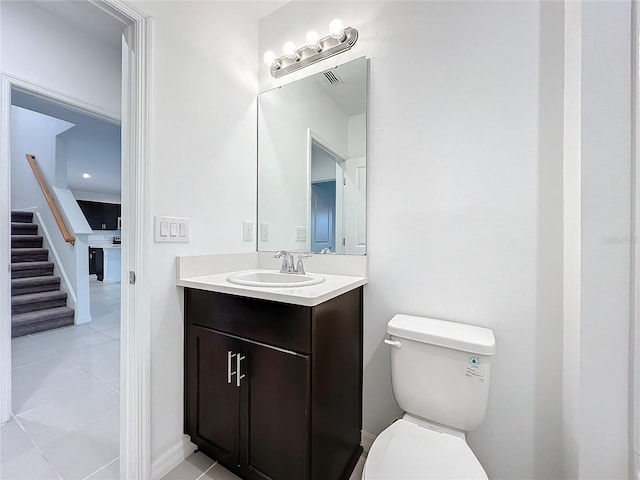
[362,416,488,479]
[362,314,495,480]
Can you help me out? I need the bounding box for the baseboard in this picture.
[75,313,92,325]
[361,431,376,455]
[151,436,197,480]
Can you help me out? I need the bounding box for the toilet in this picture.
[363,314,496,479]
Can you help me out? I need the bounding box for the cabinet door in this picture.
[186,326,241,467]
[241,341,310,480]
[104,203,121,230]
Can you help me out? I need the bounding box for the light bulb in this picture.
[305,30,321,51]
[329,18,346,41]
[82,173,91,179]
[283,41,299,60]
[263,50,277,67]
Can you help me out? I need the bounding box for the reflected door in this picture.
[310,181,336,253]
[343,157,366,255]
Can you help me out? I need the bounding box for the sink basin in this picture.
[227,270,325,288]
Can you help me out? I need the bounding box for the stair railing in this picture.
[25,154,75,244]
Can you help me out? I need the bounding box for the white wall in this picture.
[310,144,337,182]
[259,2,564,478]
[0,1,121,117]
[128,0,283,464]
[564,2,632,478]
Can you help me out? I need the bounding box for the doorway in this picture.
[311,181,337,253]
[0,1,151,478]
[309,138,345,254]
[7,90,123,477]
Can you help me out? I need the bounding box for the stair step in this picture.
[12,290,67,314]
[11,235,43,248]
[11,261,54,279]
[11,211,33,224]
[12,306,74,338]
[11,276,60,296]
[11,222,38,235]
[11,248,48,263]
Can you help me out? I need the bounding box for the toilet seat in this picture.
[362,418,488,480]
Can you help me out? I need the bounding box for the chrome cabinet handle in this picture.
[384,339,402,348]
[227,351,235,384]
[236,354,246,387]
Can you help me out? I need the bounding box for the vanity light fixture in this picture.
[263,18,358,78]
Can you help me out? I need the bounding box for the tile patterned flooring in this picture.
[1,280,366,480]
[1,280,121,480]
[164,452,366,480]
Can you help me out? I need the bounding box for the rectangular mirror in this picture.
[258,56,367,255]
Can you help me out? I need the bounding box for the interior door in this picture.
[343,157,366,255]
[186,326,241,468]
[310,181,336,253]
[242,340,310,480]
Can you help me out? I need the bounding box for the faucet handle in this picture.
[295,254,311,275]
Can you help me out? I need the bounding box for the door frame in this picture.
[306,130,346,253]
[0,1,152,478]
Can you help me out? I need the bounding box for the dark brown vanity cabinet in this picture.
[184,287,363,480]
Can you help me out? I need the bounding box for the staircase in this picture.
[11,211,74,337]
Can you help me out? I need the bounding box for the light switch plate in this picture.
[260,222,269,242]
[155,216,190,243]
[296,226,307,242]
[243,221,253,242]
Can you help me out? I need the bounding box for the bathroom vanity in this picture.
[180,265,365,480]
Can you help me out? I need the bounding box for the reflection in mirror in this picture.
[258,56,367,255]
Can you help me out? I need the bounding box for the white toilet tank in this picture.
[387,314,496,432]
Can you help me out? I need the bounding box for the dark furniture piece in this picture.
[88,248,103,281]
[77,200,121,230]
[184,287,363,480]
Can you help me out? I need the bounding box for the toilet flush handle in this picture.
[384,339,402,348]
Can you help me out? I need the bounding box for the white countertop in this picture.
[177,269,367,307]
[89,244,121,249]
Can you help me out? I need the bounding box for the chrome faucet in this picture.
[274,251,311,274]
[274,250,295,273]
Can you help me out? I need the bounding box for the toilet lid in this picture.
[364,419,488,480]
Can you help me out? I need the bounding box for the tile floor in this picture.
[164,452,366,480]
[0,280,121,480]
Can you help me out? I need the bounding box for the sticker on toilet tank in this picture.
[465,356,486,383]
